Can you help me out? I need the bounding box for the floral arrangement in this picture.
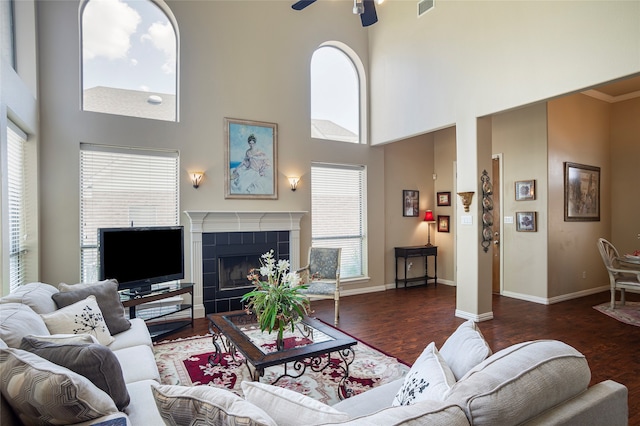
[241,250,310,347]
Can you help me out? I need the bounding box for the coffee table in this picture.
[207,311,357,399]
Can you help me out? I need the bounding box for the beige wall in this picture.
[433,127,456,283]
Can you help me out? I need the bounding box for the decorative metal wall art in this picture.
[481,170,493,253]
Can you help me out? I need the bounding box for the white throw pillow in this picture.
[439,320,492,380]
[151,384,277,426]
[241,381,350,426]
[25,333,100,345]
[392,342,456,406]
[40,295,115,345]
[0,348,118,425]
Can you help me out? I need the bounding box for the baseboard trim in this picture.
[502,285,609,305]
[455,309,494,322]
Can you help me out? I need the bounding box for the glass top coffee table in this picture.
[207,311,357,399]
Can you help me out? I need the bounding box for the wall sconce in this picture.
[423,210,436,247]
[190,172,204,189]
[457,191,475,212]
[288,177,300,191]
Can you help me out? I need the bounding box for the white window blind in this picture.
[80,144,179,282]
[311,163,366,278]
[7,121,27,292]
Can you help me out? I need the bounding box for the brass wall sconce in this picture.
[190,172,204,189]
[288,177,300,191]
[457,191,475,212]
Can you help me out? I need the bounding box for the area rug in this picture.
[153,330,409,406]
[593,301,640,327]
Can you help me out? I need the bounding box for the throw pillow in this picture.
[24,333,100,345]
[151,384,277,426]
[0,282,59,314]
[0,303,50,348]
[20,335,130,410]
[392,342,456,406]
[439,320,492,380]
[40,295,115,345]
[54,279,131,335]
[0,348,118,425]
[241,381,349,426]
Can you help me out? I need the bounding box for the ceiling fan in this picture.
[292,0,378,27]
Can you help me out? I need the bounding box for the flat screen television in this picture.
[98,226,184,293]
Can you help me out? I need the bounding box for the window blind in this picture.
[7,121,27,292]
[311,163,366,278]
[80,143,179,282]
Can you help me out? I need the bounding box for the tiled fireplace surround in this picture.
[184,211,306,318]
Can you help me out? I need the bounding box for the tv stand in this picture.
[120,283,194,341]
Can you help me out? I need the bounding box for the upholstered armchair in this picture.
[297,247,342,326]
[597,238,640,309]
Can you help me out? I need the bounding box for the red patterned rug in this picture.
[153,327,409,406]
[593,301,640,327]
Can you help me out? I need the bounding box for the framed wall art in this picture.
[516,211,537,232]
[437,215,450,232]
[515,180,536,201]
[403,190,419,217]
[224,117,278,199]
[564,162,600,222]
[437,191,451,206]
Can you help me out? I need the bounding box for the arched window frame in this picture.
[78,0,180,121]
[311,41,367,144]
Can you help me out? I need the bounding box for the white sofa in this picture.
[0,282,629,426]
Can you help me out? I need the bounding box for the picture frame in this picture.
[515,180,536,201]
[437,191,451,206]
[516,211,537,232]
[564,162,600,222]
[402,190,419,217]
[224,117,278,199]
[437,215,450,232]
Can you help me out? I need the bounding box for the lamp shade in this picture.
[423,210,435,222]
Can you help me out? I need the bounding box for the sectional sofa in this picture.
[0,282,629,425]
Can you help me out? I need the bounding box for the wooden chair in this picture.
[597,238,640,309]
[297,247,342,326]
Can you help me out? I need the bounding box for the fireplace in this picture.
[202,231,289,313]
[184,211,306,318]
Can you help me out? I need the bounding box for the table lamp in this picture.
[424,210,436,247]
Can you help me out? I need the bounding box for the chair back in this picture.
[308,247,341,280]
[597,238,619,269]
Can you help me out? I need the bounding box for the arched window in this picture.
[310,43,365,143]
[80,0,178,121]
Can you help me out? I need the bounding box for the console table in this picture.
[394,246,437,288]
[120,282,194,341]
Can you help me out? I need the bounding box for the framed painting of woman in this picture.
[224,118,278,199]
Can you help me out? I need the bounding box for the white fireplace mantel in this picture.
[184,211,307,318]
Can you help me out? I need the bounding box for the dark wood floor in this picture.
[168,285,640,424]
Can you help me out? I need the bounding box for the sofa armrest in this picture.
[522,380,628,426]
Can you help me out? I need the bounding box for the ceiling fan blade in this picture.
[292,0,317,11]
[360,0,378,26]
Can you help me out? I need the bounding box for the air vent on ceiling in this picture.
[418,0,434,17]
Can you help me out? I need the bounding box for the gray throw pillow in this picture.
[52,279,131,335]
[20,335,130,410]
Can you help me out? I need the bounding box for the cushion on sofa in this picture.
[241,381,349,426]
[444,340,591,426]
[325,400,470,426]
[20,335,130,410]
[0,282,59,314]
[392,342,456,406]
[55,279,131,335]
[439,320,492,381]
[0,348,119,425]
[0,303,50,348]
[151,384,277,426]
[113,344,160,384]
[24,333,100,345]
[41,295,115,345]
[107,318,153,351]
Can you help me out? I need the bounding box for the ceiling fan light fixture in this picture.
[353,0,364,15]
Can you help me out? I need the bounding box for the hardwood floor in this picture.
[167,285,640,424]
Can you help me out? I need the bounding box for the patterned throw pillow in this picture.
[0,348,118,425]
[241,381,349,426]
[40,295,115,346]
[392,342,456,406]
[151,384,277,426]
[20,336,130,410]
[54,280,131,335]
